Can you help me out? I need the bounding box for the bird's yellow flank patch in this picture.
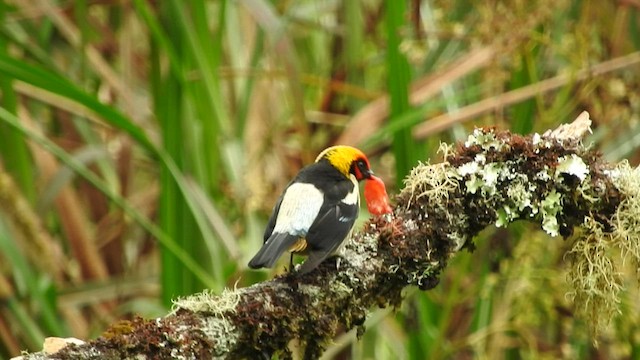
[315,145,365,178]
[289,237,308,253]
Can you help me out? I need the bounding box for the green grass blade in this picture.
[0,55,155,153]
[509,38,540,134]
[0,107,219,291]
[385,0,418,187]
[0,6,34,200]
[0,221,63,338]
[132,0,185,81]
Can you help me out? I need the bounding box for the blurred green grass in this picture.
[0,0,639,359]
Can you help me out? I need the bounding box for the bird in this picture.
[248,145,376,274]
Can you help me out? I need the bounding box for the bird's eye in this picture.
[357,160,366,171]
[350,158,371,179]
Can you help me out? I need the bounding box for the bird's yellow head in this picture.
[315,145,373,181]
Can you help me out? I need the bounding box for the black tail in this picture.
[248,233,297,269]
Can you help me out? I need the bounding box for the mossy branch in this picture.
[17,112,639,359]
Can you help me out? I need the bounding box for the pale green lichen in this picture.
[411,127,639,340]
[464,128,504,150]
[169,288,241,356]
[495,206,512,228]
[507,179,536,213]
[457,152,540,229]
[171,287,240,317]
[201,316,240,357]
[541,190,563,237]
[610,161,640,276]
[460,162,506,196]
[565,161,640,337]
[415,267,439,288]
[343,230,380,273]
[494,175,536,229]
[535,167,551,182]
[481,163,501,191]
[557,154,590,181]
[566,217,623,336]
[403,159,461,207]
[447,231,468,251]
[457,161,480,177]
[452,128,640,339]
[329,279,353,298]
[457,130,593,238]
[531,132,542,146]
[299,284,323,305]
[474,153,487,164]
[401,144,471,251]
[496,179,534,227]
[577,175,599,203]
[465,176,484,195]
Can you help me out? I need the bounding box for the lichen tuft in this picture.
[610,161,640,276]
[171,287,241,317]
[566,217,623,335]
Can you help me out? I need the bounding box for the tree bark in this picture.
[18,112,629,359]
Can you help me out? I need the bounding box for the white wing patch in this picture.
[339,175,359,222]
[273,183,323,236]
[341,174,360,205]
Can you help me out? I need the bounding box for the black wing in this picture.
[250,182,293,269]
[298,179,359,273]
[263,190,285,242]
[248,232,298,269]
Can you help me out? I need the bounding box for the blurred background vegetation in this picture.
[0,0,639,359]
